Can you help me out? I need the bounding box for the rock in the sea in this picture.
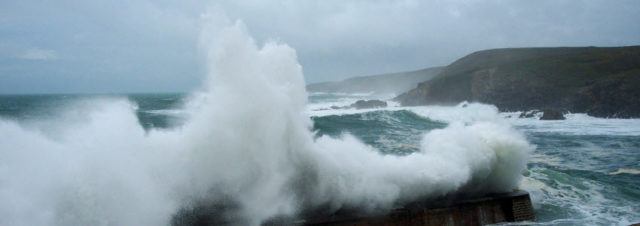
[350,100,387,109]
[540,109,565,120]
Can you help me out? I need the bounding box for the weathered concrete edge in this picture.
[300,190,535,226]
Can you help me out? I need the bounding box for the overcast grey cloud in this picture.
[0,0,639,93]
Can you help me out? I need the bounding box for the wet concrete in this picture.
[301,190,535,226]
[173,190,535,226]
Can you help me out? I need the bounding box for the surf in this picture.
[0,16,532,225]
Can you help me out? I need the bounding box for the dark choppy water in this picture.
[0,93,638,225]
[521,132,640,225]
[0,93,187,130]
[306,93,640,225]
[312,110,446,155]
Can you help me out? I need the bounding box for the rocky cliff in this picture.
[395,46,640,118]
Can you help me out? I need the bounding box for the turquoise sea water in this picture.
[0,93,638,225]
[308,93,640,225]
[0,94,186,130]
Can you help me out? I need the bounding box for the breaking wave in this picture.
[0,16,532,225]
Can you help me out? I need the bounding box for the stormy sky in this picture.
[1,0,639,94]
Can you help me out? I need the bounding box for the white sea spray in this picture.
[0,16,533,225]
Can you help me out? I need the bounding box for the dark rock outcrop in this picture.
[540,109,566,120]
[350,100,387,109]
[395,46,640,118]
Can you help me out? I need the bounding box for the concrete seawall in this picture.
[301,190,535,226]
[173,191,535,225]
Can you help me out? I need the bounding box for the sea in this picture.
[0,92,638,225]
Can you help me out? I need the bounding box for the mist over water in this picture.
[0,17,532,225]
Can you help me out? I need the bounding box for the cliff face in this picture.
[395,46,640,118]
[307,67,443,94]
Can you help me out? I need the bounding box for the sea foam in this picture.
[0,16,532,225]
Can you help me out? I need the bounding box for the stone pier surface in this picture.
[300,190,535,226]
[172,191,535,225]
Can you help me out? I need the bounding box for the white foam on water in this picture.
[401,102,505,124]
[308,91,387,97]
[307,101,497,121]
[306,92,397,115]
[521,168,639,226]
[503,112,640,136]
[0,15,533,225]
[308,101,501,123]
[609,169,640,175]
[141,109,187,116]
[307,106,386,117]
[0,100,183,226]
